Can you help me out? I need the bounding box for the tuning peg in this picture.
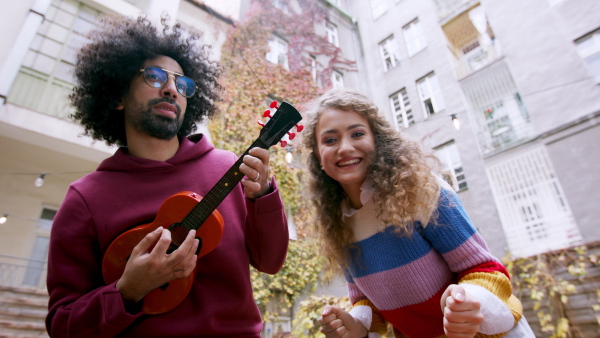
[295,124,304,132]
[257,120,265,127]
[263,110,272,118]
[280,140,287,147]
[270,101,279,109]
[287,132,296,140]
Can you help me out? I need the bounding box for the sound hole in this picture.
[166,223,188,254]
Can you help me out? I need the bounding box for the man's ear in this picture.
[115,101,124,110]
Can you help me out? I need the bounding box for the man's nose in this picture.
[160,75,179,99]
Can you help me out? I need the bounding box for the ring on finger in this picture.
[252,172,260,182]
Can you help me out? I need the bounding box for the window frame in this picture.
[416,72,445,117]
[434,141,468,192]
[403,18,427,57]
[266,34,289,70]
[389,88,413,129]
[331,70,344,89]
[325,21,339,47]
[379,35,400,72]
[575,29,600,83]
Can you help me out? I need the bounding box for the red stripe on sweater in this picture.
[380,286,447,338]
[458,261,509,280]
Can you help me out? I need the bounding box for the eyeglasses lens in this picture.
[176,77,196,97]
[144,67,167,88]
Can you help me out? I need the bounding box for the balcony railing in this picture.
[474,95,534,156]
[453,40,502,79]
[0,254,47,290]
[433,0,480,22]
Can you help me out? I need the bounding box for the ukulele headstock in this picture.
[258,101,303,148]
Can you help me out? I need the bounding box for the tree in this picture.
[208,0,356,328]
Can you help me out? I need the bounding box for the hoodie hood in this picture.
[97,134,214,172]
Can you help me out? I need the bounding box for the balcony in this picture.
[441,3,501,78]
[0,254,47,290]
[473,95,534,156]
[453,39,502,79]
[433,0,480,23]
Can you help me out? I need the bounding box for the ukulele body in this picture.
[102,191,224,314]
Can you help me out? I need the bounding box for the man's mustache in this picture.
[148,97,182,115]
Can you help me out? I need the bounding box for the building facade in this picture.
[1,0,599,335]
[345,0,600,258]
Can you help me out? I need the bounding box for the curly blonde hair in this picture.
[302,88,441,271]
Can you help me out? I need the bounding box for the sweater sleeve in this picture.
[345,269,388,335]
[46,187,142,338]
[244,177,289,274]
[421,189,523,336]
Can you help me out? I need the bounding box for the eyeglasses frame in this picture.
[138,67,198,98]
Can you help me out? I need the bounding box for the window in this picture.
[416,72,445,117]
[576,29,600,83]
[370,0,389,19]
[389,88,413,129]
[310,55,317,81]
[331,70,344,89]
[22,208,56,287]
[403,18,427,56]
[8,0,100,119]
[325,21,339,47]
[434,141,467,191]
[266,35,289,69]
[487,147,582,258]
[379,36,400,72]
[273,0,289,13]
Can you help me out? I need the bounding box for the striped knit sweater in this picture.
[342,188,523,338]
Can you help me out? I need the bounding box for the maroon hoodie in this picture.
[46,134,289,337]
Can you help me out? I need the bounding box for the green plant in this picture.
[503,245,600,337]
[293,295,352,337]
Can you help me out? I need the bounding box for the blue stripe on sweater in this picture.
[345,226,431,279]
[345,189,477,280]
[419,189,477,254]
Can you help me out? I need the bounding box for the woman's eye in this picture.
[352,131,365,137]
[323,137,336,144]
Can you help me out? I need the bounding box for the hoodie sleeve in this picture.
[46,187,142,338]
[243,177,289,274]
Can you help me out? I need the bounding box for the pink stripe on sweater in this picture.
[349,250,455,310]
[441,233,499,273]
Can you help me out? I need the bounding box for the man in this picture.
[45,14,289,337]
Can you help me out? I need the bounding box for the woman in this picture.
[302,88,533,337]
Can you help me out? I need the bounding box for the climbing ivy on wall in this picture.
[208,0,356,322]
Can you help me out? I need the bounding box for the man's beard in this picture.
[126,98,183,140]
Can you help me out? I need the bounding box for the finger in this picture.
[444,316,480,336]
[447,294,480,313]
[150,227,172,256]
[248,147,270,164]
[451,285,466,303]
[320,320,345,336]
[176,230,197,257]
[239,163,261,182]
[166,231,198,271]
[131,226,163,257]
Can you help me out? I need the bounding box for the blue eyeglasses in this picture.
[139,66,197,98]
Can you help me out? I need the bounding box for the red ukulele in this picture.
[102,101,302,314]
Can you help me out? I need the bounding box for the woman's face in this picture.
[315,108,375,193]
